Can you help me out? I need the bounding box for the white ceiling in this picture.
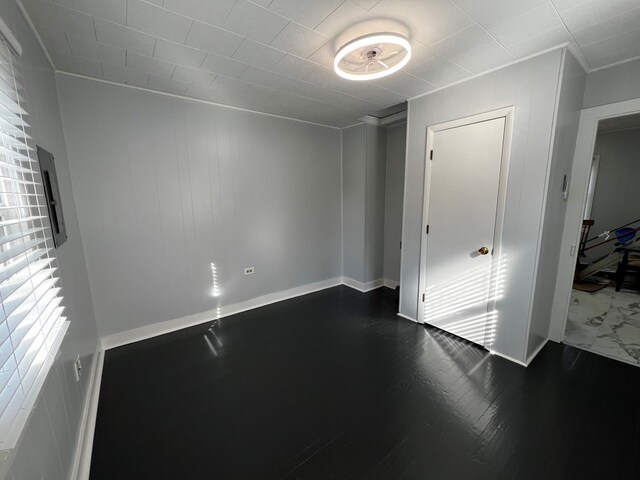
[22,0,640,127]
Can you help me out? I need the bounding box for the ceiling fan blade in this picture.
[379,50,400,60]
[345,62,368,73]
[377,60,390,69]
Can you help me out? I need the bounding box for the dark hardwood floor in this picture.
[90,286,640,479]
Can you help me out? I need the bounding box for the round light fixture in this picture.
[334,33,412,81]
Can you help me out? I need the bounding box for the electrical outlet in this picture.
[244,267,255,275]
[73,355,82,382]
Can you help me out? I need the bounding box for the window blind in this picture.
[0,39,68,451]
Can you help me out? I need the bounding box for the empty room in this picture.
[0,0,639,479]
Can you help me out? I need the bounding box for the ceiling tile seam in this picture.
[221,0,239,25]
[447,0,517,61]
[226,0,301,35]
[548,0,591,69]
[579,24,640,49]
[183,19,196,47]
[92,16,97,42]
[309,0,349,31]
[269,19,293,48]
[32,1,335,79]
[63,31,72,55]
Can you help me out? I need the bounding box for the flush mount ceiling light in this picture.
[334,33,411,81]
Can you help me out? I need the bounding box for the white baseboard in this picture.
[525,338,549,366]
[488,349,527,367]
[397,312,418,323]
[69,347,105,480]
[102,277,343,349]
[342,276,384,292]
[383,278,400,289]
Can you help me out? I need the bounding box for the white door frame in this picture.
[418,107,514,347]
[549,97,640,342]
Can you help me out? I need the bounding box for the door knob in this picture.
[478,247,490,255]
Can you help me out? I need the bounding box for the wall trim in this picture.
[488,349,527,367]
[549,97,640,342]
[409,44,571,102]
[397,312,418,323]
[526,338,549,366]
[102,277,344,349]
[589,53,640,73]
[69,348,104,480]
[383,278,399,289]
[342,276,384,292]
[56,71,343,131]
[15,0,53,68]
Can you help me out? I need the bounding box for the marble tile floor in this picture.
[565,284,640,366]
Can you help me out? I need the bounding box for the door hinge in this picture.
[399,240,402,249]
[422,293,426,302]
[426,225,429,234]
[429,150,433,160]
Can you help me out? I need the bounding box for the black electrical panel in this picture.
[36,146,67,248]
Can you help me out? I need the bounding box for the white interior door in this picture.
[421,117,506,346]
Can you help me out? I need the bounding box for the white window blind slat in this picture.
[0,248,53,285]
[2,287,61,357]
[0,37,67,452]
[0,235,47,263]
[0,256,55,299]
[5,275,60,331]
[0,226,44,248]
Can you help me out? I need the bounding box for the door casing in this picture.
[549,97,640,342]
[418,107,514,349]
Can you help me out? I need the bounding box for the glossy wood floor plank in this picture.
[90,286,640,479]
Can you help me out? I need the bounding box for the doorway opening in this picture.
[564,112,640,366]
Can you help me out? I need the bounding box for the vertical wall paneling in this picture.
[0,0,99,478]
[400,49,565,362]
[583,58,640,109]
[342,124,366,283]
[341,123,387,287]
[57,75,342,339]
[364,124,387,284]
[383,123,406,285]
[528,51,586,358]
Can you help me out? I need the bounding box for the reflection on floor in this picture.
[565,284,640,366]
[92,286,640,479]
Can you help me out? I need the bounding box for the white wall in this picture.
[400,49,565,362]
[56,75,342,339]
[342,124,366,282]
[586,128,640,261]
[341,123,387,285]
[0,1,99,479]
[528,51,586,357]
[583,57,640,109]
[364,124,386,283]
[383,123,406,284]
